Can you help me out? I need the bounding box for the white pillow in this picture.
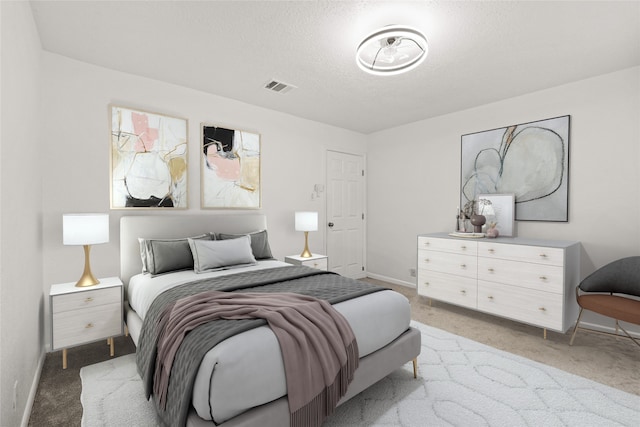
[188,235,257,273]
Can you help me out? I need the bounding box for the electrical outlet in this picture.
[409,268,416,277]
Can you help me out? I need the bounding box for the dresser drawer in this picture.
[477,281,563,330]
[418,250,477,279]
[52,302,122,350]
[478,242,564,266]
[52,286,121,313]
[477,258,564,294]
[418,270,477,309]
[418,236,477,256]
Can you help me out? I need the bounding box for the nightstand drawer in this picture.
[52,286,121,313]
[52,302,122,350]
[299,257,328,270]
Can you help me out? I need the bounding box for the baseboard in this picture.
[22,350,46,427]
[577,320,640,339]
[366,272,416,289]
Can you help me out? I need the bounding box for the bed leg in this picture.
[412,358,418,379]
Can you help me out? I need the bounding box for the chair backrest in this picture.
[579,256,640,296]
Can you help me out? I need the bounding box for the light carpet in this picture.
[80,321,639,426]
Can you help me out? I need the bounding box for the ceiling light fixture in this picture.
[356,25,428,76]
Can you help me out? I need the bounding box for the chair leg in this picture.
[615,322,640,348]
[569,308,584,346]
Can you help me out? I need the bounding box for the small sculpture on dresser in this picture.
[486,221,499,238]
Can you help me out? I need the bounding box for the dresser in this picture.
[50,276,123,368]
[417,233,580,337]
[284,254,328,271]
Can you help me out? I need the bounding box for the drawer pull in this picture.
[424,241,430,246]
[487,268,495,273]
[539,276,548,281]
[538,307,546,312]
[84,297,94,303]
[487,296,494,300]
[539,253,548,258]
[423,281,430,286]
[424,258,430,263]
[460,290,466,295]
[85,323,94,329]
[460,264,467,269]
[488,248,495,253]
[460,245,467,250]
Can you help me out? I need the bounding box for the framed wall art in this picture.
[461,115,570,221]
[477,193,515,236]
[201,124,261,209]
[110,105,188,209]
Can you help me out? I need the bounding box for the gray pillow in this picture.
[217,230,274,260]
[579,256,640,296]
[141,234,211,276]
[188,235,257,273]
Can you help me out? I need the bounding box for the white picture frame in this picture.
[477,193,515,237]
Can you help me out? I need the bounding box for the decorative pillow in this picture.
[188,235,257,273]
[140,234,211,276]
[217,230,274,260]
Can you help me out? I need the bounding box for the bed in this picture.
[120,214,421,427]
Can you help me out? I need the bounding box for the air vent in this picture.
[264,79,297,94]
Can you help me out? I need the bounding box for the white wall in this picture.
[0,2,44,426]
[40,52,367,348]
[367,66,640,333]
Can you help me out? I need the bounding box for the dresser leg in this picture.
[543,328,547,340]
[412,358,418,378]
[62,348,67,369]
[109,337,115,357]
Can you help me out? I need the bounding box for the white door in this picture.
[326,151,365,278]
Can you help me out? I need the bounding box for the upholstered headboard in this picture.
[120,214,268,286]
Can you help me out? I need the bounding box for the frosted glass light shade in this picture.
[357,25,428,75]
[295,212,318,232]
[63,213,109,245]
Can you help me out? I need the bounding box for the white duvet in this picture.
[127,261,411,424]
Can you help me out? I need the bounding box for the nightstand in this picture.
[284,254,328,271]
[50,276,123,369]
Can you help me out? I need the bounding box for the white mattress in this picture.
[127,262,411,424]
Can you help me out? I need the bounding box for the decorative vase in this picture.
[470,214,486,233]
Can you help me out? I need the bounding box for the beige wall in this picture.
[0,2,44,426]
[366,66,640,333]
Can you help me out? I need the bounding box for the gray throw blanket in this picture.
[153,291,358,427]
[136,266,386,426]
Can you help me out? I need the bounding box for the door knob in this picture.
[328,222,334,228]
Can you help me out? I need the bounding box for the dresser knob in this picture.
[85,323,94,329]
[84,297,93,303]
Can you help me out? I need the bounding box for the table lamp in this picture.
[295,211,318,258]
[63,213,109,287]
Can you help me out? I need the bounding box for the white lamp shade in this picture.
[295,211,318,232]
[63,213,109,245]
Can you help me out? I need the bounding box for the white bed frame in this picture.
[120,214,421,427]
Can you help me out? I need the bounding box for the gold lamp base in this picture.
[75,245,100,287]
[300,231,312,258]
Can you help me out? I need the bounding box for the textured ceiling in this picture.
[30,1,640,134]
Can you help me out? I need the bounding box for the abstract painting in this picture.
[461,115,570,221]
[110,106,188,209]
[201,124,261,209]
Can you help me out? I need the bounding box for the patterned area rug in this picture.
[80,321,639,426]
